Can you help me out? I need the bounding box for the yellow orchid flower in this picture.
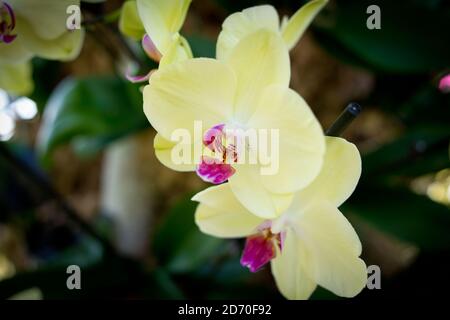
[0,0,88,95]
[217,0,328,60]
[0,0,85,63]
[144,29,325,219]
[119,0,192,68]
[193,137,367,299]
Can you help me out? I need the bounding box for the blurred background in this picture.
[0,0,449,299]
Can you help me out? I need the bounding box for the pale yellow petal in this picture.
[226,30,290,123]
[143,58,235,141]
[12,0,79,40]
[0,61,33,96]
[16,17,85,61]
[0,39,32,64]
[247,85,325,194]
[159,35,193,68]
[271,227,317,300]
[154,133,197,172]
[136,0,191,54]
[193,184,264,238]
[119,0,146,40]
[296,137,361,208]
[216,5,279,61]
[296,202,366,298]
[281,0,328,50]
[228,162,293,219]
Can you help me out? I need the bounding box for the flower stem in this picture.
[326,102,362,137]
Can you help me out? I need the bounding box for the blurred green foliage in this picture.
[315,0,450,73]
[37,76,147,162]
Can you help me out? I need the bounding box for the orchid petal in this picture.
[119,0,145,40]
[158,34,192,68]
[281,0,328,50]
[125,68,154,83]
[216,5,279,61]
[16,16,84,61]
[295,137,361,208]
[229,162,293,219]
[136,0,191,55]
[142,58,235,140]
[154,133,197,172]
[0,60,33,95]
[193,184,264,238]
[0,35,32,63]
[247,84,325,194]
[226,30,290,123]
[11,0,80,40]
[271,227,317,300]
[142,34,162,62]
[294,202,367,298]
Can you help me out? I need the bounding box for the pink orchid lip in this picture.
[241,233,277,273]
[196,155,235,184]
[240,226,283,273]
[196,124,241,184]
[0,1,17,44]
[142,34,162,62]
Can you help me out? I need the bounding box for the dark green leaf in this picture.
[37,76,148,161]
[317,0,450,73]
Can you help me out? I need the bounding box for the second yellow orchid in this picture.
[193,137,367,299]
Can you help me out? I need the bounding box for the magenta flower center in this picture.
[0,1,17,44]
[196,124,239,184]
[240,228,282,273]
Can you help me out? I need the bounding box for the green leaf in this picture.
[153,193,226,274]
[346,187,450,251]
[36,76,148,161]
[317,0,450,73]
